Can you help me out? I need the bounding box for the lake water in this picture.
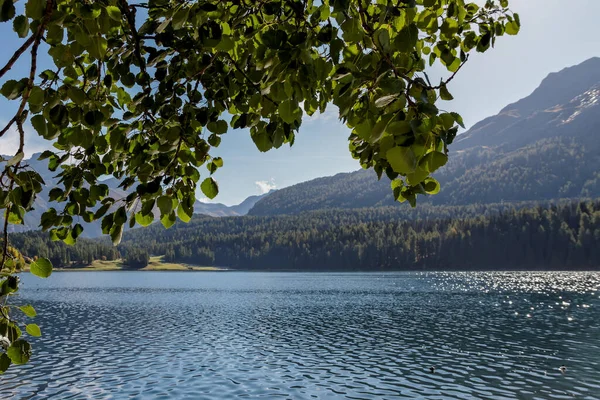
[1,271,599,399]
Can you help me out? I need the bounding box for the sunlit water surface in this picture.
[1,271,599,399]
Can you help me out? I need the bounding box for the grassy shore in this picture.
[50,256,225,272]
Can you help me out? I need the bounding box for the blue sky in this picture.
[1,0,599,205]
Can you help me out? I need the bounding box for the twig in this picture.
[0,116,17,139]
[223,53,278,106]
[0,36,36,80]
[119,0,150,93]
[0,180,14,271]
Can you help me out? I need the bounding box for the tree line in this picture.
[10,200,600,271]
[8,231,119,268]
[123,200,600,270]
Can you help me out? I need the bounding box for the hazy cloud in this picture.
[303,104,339,124]
[0,121,52,158]
[255,178,276,194]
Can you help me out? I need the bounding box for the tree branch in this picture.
[0,36,36,80]
[119,0,149,92]
[0,116,17,139]
[1,0,54,271]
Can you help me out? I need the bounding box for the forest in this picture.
[10,200,600,271]
[8,231,119,268]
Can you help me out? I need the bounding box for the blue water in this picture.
[1,271,599,399]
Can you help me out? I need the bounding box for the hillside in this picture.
[249,58,600,216]
[114,200,599,271]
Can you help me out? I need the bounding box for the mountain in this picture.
[194,191,271,217]
[1,153,272,236]
[249,57,600,216]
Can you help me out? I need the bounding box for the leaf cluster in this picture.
[0,0,518,371]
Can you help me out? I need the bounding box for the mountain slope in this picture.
[249,58,600,216]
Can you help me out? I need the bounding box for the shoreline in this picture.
[51,266,230,272]
[23,256,230,272]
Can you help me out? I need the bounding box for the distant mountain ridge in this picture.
[249,57,600,216]
[193,191,271,217]
[1,153,271,236]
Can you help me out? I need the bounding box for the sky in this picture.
[1,0,599,205]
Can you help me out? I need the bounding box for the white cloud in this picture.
[0,121,52,158]
[255,178,276,194]
[303,104,339,124]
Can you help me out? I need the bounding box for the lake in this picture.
[1,271,599,399]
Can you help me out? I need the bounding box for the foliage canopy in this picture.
[0,0,518,371]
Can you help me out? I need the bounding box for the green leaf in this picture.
[0,0,16,22]
[157,196,173,215]
[160,212,176,229]
[0,353,10,374]
[135,212,154,227]
[26,324,41,337]
[420,151,448,172]
[423,177,441,194]
[418,102,439,116]
[386,146,417,174]
[105,5,121,21]
[262,29,287,49]
[177,205,192,223]
[395,24,418,52]
[207,120,227,134]
[45,24,63,45]
[406,167,430,186]
[13,15,29,38]
[7,152,24,167]
[84,110,104,129]
[30,257,53,278]
[18,305,37,317]
[387,121,412,136]
[7,205,24,224]
[251,131,272,152]
[278,100,299,124]
[374,95,397,108]
[68,87,86,104]
[1,79,24,100]
[89,36,108,60]
[439,84,454,101]
[440,18,458,37]
[0,320,21,342]
[375,28,390,52]
[7,340,31,365]
[171,6,189,30]
[28,86,45,106]
[505,20,520,35]
[201,177,219,199]
[450,112,465,128]
[72,223,84,240]
[49,104,68,126]
[110,223,124,246]
[25,0,45,19]
[212,157,224,168]
[370,117,392,143]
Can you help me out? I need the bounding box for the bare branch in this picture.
[0,36,36,80]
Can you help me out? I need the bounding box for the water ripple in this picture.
[1,271,599,399]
